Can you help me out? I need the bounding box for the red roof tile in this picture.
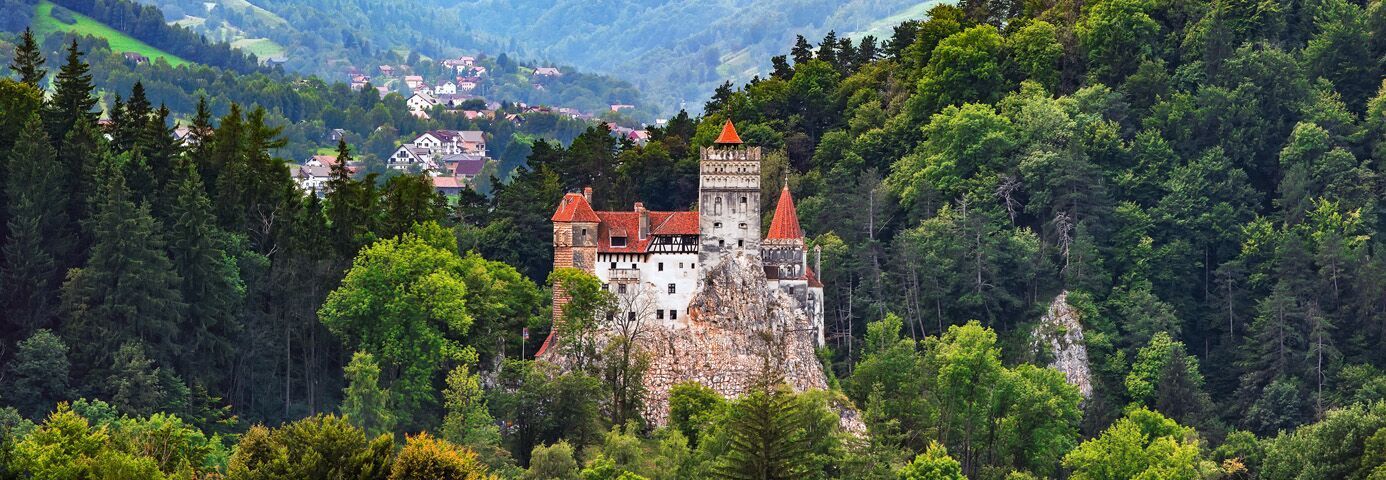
[714,119,742,144]
[766,184,803,240]
[552,193,600,222]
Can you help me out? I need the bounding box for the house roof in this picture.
[766,184,803,240]
[452,157,486,176]
[552,192,600,223]
[714,119,743,144]
[591,210,699,253]
[432,176,462,189]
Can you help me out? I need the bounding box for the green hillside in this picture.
[31,0,190,67]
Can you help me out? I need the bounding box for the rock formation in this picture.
[1032,291,1093,399]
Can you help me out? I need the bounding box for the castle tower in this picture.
[550,187,599,322]
[762,183,826,346]
[698,120,762,270]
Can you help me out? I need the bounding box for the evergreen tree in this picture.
[61,161,184,373]
[166,158,244,384]
[791,35,814,65]
[42,40,97,149]
[713,384,811,480]
[442,364,501,450]
[324,138,376,256]
[2,329,71,419]
[8,28,46,87]
[341,351,397,438]
[816,31,839,68]
[3,114,71,333]
[108,342,167,417]
[59,117,104,260]
[380,174,448,239]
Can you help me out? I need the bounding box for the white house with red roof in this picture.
[548,120,825,350]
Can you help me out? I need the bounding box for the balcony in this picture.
[608,268,639,282]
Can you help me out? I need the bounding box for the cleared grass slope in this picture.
[32,0,191,67]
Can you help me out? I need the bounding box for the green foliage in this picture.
[1259,401,1386,480]
[668,381,727,448]
[897,442,965,480]
[389,433,491,480]
[525,441,581,480]
[442,363,502,453]
[1063,407,1220,480]
[340,351,397,438]
[319,222,475,423]
[225,414,394,479]
[914,25,1007,116]
[2,329,71,419]
[712,384,822,480]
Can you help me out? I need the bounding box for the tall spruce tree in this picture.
[60,117,104,261]
[9,28,46,87]
[3,114,71,334]
[42,40,97,149]
[61,160,184,374]
[714,383,812,480]
[166,158,244,385]
[324,138,375,256]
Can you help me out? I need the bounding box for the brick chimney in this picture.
[636,202,649,239]
[583,186,593,202]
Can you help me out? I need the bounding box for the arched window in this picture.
[714,197,723,215]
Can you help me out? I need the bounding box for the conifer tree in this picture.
[3,114,71,333]
[791,35,814,65]
[714,377,812,480]
[9,28,46,87]
[166,158,244,383]
[42,40,97,148]
[62,161,184,372]
[59,117,104,259]
[341,351,396,438]
[324,138,375,256]
[1,329,70,419]
[108,342,167,417]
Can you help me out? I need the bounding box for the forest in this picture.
[2,0,1386,478]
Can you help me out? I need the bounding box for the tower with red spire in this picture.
[698,120,762,270]
[763,181,825,346]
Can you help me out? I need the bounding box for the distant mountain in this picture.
[450,0,931,113]
[132,0,928,115]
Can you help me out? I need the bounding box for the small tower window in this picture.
[618,284,627,294]
[741,196,747,204]
[656,310,665,320]
[668,283,676,294]
[739,223,747,229]
[669,309,678,320]
[738,240,744,247]
[714,222,723,229]
[611,237,627,247]
[658,262,664,271]
[714,197,723,215]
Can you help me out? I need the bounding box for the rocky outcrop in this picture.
[544,252,862,433]
[1032,291,1093,399]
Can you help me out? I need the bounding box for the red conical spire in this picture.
[714,119,743,145]
[766,182,803,240]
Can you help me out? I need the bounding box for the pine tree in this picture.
[108,342,167,417]
[3,114,71,334]
[59,117,104,260]
[42,40,97,148]
[324,138,375,256]
[9,28,46,87]
[113,82,152,154]
[791,35,814,65]
[1,329,70,419]
[714,384,811,480]
[61,161,184,373]
[341,351,396,438]
[816,31,839,67]
[166,158,244,384]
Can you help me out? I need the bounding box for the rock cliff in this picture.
[1032,291,1093,399]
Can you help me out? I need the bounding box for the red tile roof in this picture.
[552,193,600,222]
[807,267,823,288]
[766,184,803,240]
[714,119,742,144]
[592,210,700,253]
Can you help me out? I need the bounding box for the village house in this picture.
[407,91,439,113]
[610,104,635,112]
[533,67,561,78]
[434,82,457,95]
[404,75,425,90]
[388,130,487,171]
[378,65,395,77]
[542,121,825,353]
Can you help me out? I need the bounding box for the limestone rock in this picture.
[1032,291,1093,399]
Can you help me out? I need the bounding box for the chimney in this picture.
[814,244,822,279]
[636,202,649,239]
[582,187,592,202]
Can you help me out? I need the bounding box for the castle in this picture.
[543,120,825,349]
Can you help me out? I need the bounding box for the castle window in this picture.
[632,264,638,269]
[657,310,665,320]
[738,240,744,247]
[668,283,676,294]
[739,223,747,229]
[611,236,627,247]
[670,309,678,320]
[658,262,664,271]
[628,312,636,322]
[618,284,627,294]
[679,262,684,268]
[714,222,722,229]
[714,197,723,215]
[741,196,747,204]
[611,262,617,270]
